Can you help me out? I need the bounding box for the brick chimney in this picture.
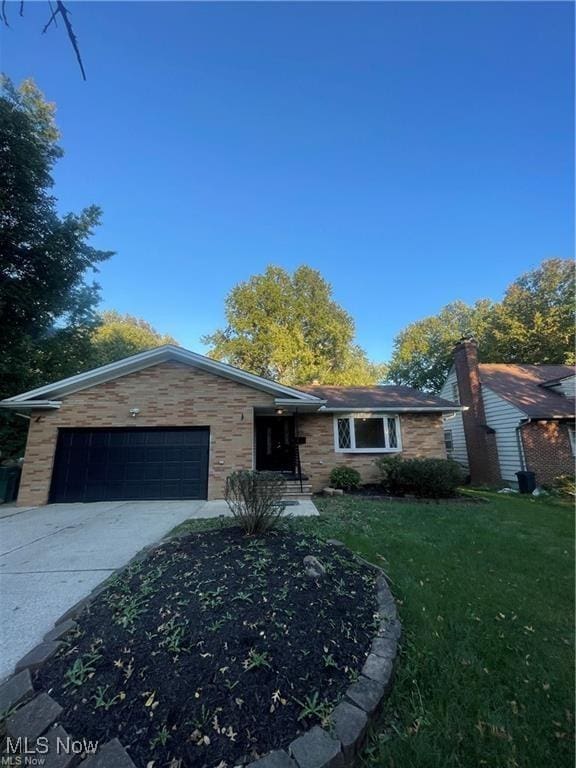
[453,338,501,485]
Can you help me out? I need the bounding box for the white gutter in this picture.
[319,406,464,413]
[0,401,62,410]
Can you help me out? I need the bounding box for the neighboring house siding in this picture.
[482,386,524,483]
[18,361,276,506]
[298,412,446,492]
[551,375,576,399]
[439,369,469,468]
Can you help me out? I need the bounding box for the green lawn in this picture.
[174,491,574,768]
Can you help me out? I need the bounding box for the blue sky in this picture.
[2,1,574,362]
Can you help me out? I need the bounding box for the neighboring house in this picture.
[440,339,575,487]
[0,346,460,507]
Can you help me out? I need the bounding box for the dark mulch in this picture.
[36,528,377,768]
[345,484,483,503]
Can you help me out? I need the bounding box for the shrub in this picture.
[225,470,287,534]
[329,466,361,491]
[551,474,576,498]
[374,455,404,495]
[374,456,463,498]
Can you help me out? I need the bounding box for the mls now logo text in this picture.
[2,736,99,766]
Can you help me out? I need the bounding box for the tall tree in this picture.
[90,311,178,367]
[386,300,496,392]
[487,259,575,365]
[387,258,575,391]
[203,265,385,386]
[0,77,112,456]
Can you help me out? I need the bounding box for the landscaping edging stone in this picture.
[0,533,401,768]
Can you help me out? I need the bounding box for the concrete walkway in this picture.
[0,498,318,680]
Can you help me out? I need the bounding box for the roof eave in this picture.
[319,406,464,413]
[0,401,62,410]
[1,345,325,404]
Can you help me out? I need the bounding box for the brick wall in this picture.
[18,362,275,506]
[520,421,574,486]
[297,412,447,492]
[453,339,502,485]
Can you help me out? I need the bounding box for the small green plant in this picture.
[242,648,271,671]
[329,466,361,491]
[150,724,171,749]
[64,650,102,688]
[551,474,575,497]
[322,652,338,669]
[294,692,333,726]
[92,684,124,711]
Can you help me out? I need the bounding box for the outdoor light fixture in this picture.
[129,408,140,418]
[275,408,284,415]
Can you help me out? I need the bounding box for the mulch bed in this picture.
[345,484,483,503]
[36,528,377,768]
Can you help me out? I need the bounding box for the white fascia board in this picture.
[1,345,325,404]
[321,406,464,413]
[0,400,61,409]
[273,398,328,411]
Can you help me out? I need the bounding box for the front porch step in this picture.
[283,483,313,500]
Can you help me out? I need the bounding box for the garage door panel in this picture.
[50,428,209,503]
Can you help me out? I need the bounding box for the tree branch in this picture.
[1,0,9,27]
[57,2,86,80]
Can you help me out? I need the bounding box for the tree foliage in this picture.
[90,311,178,367]
[203,265,385,386]
[387,259,575,391]
[0,77,112,456]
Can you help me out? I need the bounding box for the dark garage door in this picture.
[50,428,209,503]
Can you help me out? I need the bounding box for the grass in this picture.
[175,490,574,768]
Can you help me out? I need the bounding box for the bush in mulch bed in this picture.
[35,528,377,768]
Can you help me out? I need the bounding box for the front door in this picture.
[255,416,295,472]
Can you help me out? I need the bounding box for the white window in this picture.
[568,426,576,456]
[444,429,454,456]
[334,414,402,453]
[451,382,460,404]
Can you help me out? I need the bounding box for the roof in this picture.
[0,345,461,414]
[300,385,461,412]
[479,364,575,419]
[0,346,325,408]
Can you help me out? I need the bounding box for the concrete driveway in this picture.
[0,499,217,681]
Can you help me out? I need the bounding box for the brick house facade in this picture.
[1,346,459,506]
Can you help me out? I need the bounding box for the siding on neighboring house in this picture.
[439,368,469,468]
[482,386,524,483]
[549,375,576,399]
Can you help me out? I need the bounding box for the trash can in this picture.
[516,470,536,494]
[0,465,22,503]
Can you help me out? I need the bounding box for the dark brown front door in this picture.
[255,416,295,472]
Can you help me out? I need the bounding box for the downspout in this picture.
[516,419,531,472]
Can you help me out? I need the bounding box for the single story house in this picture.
[1,346,460,506]
[440,338,575,487]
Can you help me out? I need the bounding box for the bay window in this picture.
[334,414,402,453]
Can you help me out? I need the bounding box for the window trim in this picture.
[568,425,576,457]
[333,414,402,453]
[444,428,454,456]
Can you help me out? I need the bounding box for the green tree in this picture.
[0,77,112,457]
[487,259,575,365]
[387,258,575,391]
[203,265,385,386]
[90,311,178,367]
[387,300,495,392]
